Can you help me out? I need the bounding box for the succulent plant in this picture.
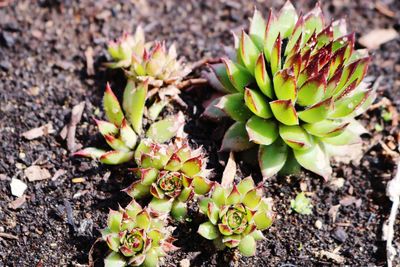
[197,177,274,256]
[107,27,191,121]
[204,1,375,179]
[101,200,177,267]
[124,138,213,221]
[290,192,312,215]
[74,83,184,165]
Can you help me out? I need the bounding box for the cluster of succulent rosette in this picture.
[74,1,374,266]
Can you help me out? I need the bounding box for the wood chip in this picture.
[8,195,26,209]
[67,101,85,152]
[329,204,341,223]
[22,123,54,140]
[10,178,27,197]
[375,2,396,18]
[72,177,85,183]
[25,165,51,182]
[221,152,236,188]
[359,28,399,50]
[315,249,345,264]
[0,232,19,240]
[85,46,94,76]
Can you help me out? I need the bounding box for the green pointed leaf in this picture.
[104,252,127,267]
[239,30,260,74]
[211,64,237,93]
[120,119,137,149]
[243,188,262,209]
[298,97,334,123]
[332,19,347,39]
[198,222,219,240]
[199,197,213,214]
[293,143,332,180]
[207,201,220,225]
[273,69,297,102]
[95,119,118,136]
[148,99,168,121]
[124,181,150,199]
[211,184,226,206]
[146,112,184,143]
[303,120,349,137]
[277,0,298,38]
[329,90,371,118]
[303,3,324,42]
[253,209,273,230]
[270,34,282,75]
[237,176,255,195]
[245,116,278,145]
[258,139,288,179]
[73,147,106,159]
[221,122,254,152]
[334,56,369,95]
[270,99,299,125]
[123,80,148,134]
[222,58,253,92]
[249,9,266,49]
[285,16,304,56]
[244,88,273,119]
[297,73,326,107]
[226,185,241,205]
[193,176,213,195]
[181,156,202,177]
[215,93,252,122]
[264,10,279,62]
[254,53,273,98]
[107,210,123,232]
[238,235,256,257]
[104,135,130,151]
[279,125,313,151]
[142,249,159,267]
[202,97,227,121]
[171,200,187,221]
[100,151,134,165]
[103,83,124,126]
[291,192,313,215]
[279,150,301,175]
[149,198,173,215]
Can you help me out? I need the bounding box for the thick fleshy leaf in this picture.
[199,197,213,214]
[134,140,151,164]
[264,10,279,62]
[239,30,260,73]
[254,53,273,98]
[207,202,220,225]
[100,151,134,165]
[243,188,262,209]
[285,16,304,56]
[279,125,314,150]
[146,112,184,143]
[277,0,298,38]
[149,198,173,215]
[136,209,151,229]
[273,69,297,102]
[107,210,122,234]
[221,122,254,152]
[211,184,226,206]
[258,139,288,179]
[127,254,146,267]
[193,176,213,195]
[226,185,241,205]
[222,235,241,248]
[171,200,187,221]
[148,99,168,121]
[104,252,126,267]
[218,224,234,236]
[136,168,159,186]
[104,135,130,151]
[123,80,148,134]
[103,83,124,126]
[250,230,265,241]
[316,25,334,48]
[329,90,371,118]
[124,181,150,199]
[120,119,137,149]
[181,156,202,177]
[222,58,253,92]
[198,222,219,240]
[237,176,255,196]
[270,100,299,125]
[270,34,282,75]
[321,119,365,145]
[202,97,227,121]
[125,199,142,218]
[334,57,370,95]
[332,19,347,39]
[298,97,334,123]
[211,64,237,93]
[215,94,252,122]
[297,73,326,107]
[303,120,349,138]
[244,88,273,119]
[303,3,324,42]
[95,119,118,136]
[73,147,106,159]
[238,235,256,257]
[278,149,301,176]
[249,9,266,50]
[245,116,278,145]
[293,143,332,180]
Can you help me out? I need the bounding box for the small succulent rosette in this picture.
[101,200,177,267]
[124,138,213,220]
[106,27,191,121]
[74,83,184,165]
[197,177,274,256]
[204,1,375,179]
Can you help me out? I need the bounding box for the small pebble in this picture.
[180,259,190,267]
[333,227,348,243]
[0,60,11,71]
[315,220,323,229]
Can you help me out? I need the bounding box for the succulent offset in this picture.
[101,200,177,267]
[107,27,191,121]
[124,138,213,220]
[74,83,184,165]
[204,1,375,179]
[197,177,274,256]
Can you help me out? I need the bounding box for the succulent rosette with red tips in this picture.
[197,177,274,256]
[204,1,375,179]
[101,200,177,267]
[124,138,213,221]
[74,83,184,165]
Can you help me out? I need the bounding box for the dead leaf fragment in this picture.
[359,28,399,50]
[67,101,85,152]
[22,123,54,140]
[375,2,396,18]
[52,169,67,181]
[8,195,26,209]
[221,152,237,188]
[25,165,51,182]
[329,204,341,223]
[85,46,94,76]
[315,249,345,264]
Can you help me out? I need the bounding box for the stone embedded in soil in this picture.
[333,227,348,243]
[0,31,15,48]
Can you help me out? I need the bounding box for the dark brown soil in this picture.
[0,0,399,266]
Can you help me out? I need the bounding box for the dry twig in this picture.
[176,78,208,89]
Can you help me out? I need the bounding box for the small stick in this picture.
[379,141,399,158]
[176,78,208,90]
[190,57,221,70]
[0,232,18,240]
[88,237,102,267]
